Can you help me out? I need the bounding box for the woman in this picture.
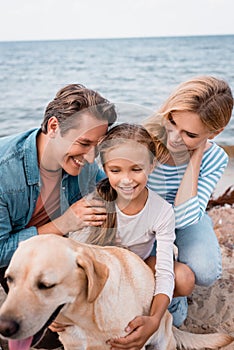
[143,76,233,327]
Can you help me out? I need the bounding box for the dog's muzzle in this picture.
[0,303,65,349]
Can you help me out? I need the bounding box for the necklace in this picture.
[39,164,62,173]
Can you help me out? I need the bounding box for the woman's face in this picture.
[164,111,215,152]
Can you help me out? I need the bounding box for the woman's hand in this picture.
[174,140,208,206]
[106,315,160,350]
[190,139,208,161]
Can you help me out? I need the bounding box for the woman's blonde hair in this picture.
[143,76,233,162]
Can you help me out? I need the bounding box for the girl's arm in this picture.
[107,201,175,349]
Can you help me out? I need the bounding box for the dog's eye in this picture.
[37,282,56,290]
[6,275,13,284]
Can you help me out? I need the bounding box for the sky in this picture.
[0,0,234,42]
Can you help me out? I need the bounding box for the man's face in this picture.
[49,113,108,176]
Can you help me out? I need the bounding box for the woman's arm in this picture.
[174,142,206,206]
[174,143,228,228]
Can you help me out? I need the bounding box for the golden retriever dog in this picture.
[0,235,233,350]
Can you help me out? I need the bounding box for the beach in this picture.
[178,151,234,350]
[180,205,234,349]
[0,158,233,350]
[0,33,234,350]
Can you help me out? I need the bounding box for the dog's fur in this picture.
[0,235,233,350]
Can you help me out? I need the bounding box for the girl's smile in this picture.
[103,142,154,214]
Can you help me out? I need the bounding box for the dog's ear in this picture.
[76,248,109,303]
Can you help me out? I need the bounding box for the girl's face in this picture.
[103,142,154,203]
[164,111,217,152]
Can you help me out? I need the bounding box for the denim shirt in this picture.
[0,128,105,267]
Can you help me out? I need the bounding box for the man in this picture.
[0,83,117,348]
[0,83,117,269]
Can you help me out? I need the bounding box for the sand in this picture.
[179,205,234,350]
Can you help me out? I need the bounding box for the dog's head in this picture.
[0,234,109,350]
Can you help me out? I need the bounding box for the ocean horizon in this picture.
[1,33,233,43]
[0,34,234,144]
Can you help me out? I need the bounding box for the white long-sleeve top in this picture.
[148,142,228,229]
[116,188,175,301]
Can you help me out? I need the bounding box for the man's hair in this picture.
[41,84,117,135]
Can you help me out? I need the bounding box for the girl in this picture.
[71,123,193,349]
[143,76,234,327]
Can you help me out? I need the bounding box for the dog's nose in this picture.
[0,317,19,337]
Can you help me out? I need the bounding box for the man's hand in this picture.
[64,196,107,231]
[38,196,107,235]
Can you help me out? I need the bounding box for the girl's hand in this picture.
[49,321,67,332]
[106,315,159,350]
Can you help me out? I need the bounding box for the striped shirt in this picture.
[148,142,228,229]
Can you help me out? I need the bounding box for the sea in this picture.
[0,34,234,145]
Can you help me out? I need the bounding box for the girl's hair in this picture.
[143,76,234,162]
[83,181,118,246]
[85,123,156,246]
[99,122,156,164]
[41,83,117,136]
